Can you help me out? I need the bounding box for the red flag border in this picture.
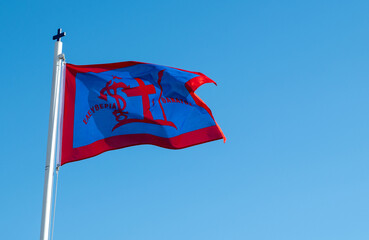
[61,61,225,166]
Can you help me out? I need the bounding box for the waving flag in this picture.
[61,61,225,165]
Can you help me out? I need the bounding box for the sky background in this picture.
[1,0,369,239]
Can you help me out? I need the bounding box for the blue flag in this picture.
[61,61,225,165]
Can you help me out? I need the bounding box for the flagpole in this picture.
[40,28,66,240]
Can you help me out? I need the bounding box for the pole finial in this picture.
[52,28,66,42]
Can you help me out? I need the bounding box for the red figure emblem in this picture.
[99,70,177,131]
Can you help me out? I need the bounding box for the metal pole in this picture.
[40,39,63,240]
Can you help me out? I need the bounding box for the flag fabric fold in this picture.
[61,61,225,165]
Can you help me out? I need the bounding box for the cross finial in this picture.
[52,28,66,41]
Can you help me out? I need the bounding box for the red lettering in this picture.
[90,106,95,113]
[112,103,116,109]
[161,98,166,103]
[105,104,109,108]
[88,110,92,117]
[100,104,103,109]
[86,114,90,121]
[95,105,99,111]
[166,97,172,103]
[83,118,87,124]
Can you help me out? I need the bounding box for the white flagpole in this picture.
[40,28,66,240]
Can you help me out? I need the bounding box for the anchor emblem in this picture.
[99,70,177,131]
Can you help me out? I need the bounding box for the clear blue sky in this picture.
[1,0,369,239]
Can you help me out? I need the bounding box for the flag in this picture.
[61,61,225,165]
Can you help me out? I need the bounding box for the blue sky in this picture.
[1,0,369,239]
